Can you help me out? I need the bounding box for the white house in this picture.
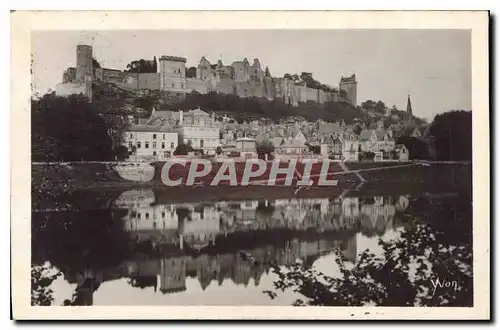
[123,125,178,161]
[177,109,220,155]
[395,144,410,161]
[235,137,258,159]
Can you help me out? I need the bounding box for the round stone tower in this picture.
[76,45,93,83]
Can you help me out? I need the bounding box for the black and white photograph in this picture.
[11,10,490,320]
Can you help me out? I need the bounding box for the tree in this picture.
[31,94,114,161]
[396,136,429,160]
[174,142,194,155]
[31,263,61,306]
[263,224,472,306]
[352,124,362,135]
[114,145,130,161]
[185,66,197,78]
[265,66,271,77]
[92,58,101,69]
[374,101,387,115]
[124,58,157,73]
[256,140,275,159]
[429,110,472,161]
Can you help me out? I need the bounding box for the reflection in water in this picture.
[31,187,470,306]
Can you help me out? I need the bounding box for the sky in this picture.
[31,29,471,121]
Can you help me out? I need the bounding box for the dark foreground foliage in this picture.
[263,224,472,307]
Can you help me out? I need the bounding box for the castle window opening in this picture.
[171,142,175,148]
[145,142,149,149]
[128,142,133,149]
[129,133,133,139]
[137,141,141,148]
[153,142,157,148]
[145,212,149,220]
[153,134,157,139]
[162,142,165,149]
[153,151,157,156]
[163,134,165,139]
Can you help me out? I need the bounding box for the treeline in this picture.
[430,110,472,161]
[31,94,128,162]
[395,110,472,161]
[124,57,158,73]
[163,91,365,123]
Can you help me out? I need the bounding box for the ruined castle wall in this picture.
[114,82,138,91]
[160,75,188,93]
[274,79,299,106]
[263,77,274,100]
[138,73,161,90]
[233,62,250,82]
[186,78,208,94]
[250,83,265,98]
[317,90,332,103]
[234,82,252,98]
[216,78,235,95]
[305,87,320,103]
[55,82,87,97]
[107,72,138,90]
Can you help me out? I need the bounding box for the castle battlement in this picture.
[160,56,187,63]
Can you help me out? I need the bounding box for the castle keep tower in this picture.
[76,45,93,83]
[339,74,358,106]
[159,56,187,92]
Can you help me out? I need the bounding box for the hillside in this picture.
[92,83,396,125]
[160,91,367,124]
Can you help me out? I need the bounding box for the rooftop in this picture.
[125,124,177,133]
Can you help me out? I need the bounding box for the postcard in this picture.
[11,10,490,320]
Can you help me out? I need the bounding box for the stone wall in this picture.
[186,78,209,94]
[138,73,161,90]
[55,82,89,98]
[215,78,236,95]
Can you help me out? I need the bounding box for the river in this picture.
[31,183,473,307]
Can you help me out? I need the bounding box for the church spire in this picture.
[406,94,413,115]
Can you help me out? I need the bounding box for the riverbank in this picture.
[32,161,472,212]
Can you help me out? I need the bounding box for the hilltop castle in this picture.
[56,45,358,107]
